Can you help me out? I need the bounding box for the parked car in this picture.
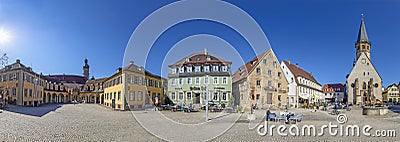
[269,113,286,122]
[289,114,303,122]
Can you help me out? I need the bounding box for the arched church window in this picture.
[363,82,366,89]
[362,45,365,50]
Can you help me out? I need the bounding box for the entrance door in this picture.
[112,99,115,108]
[195,93,200,104]
[267,93,272,104]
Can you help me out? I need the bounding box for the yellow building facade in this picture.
[80,77,105,104]
[103,61,164,111]
[0,59,89,106]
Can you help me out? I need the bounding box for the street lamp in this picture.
[205,74,209,122]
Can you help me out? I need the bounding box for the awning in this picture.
[299,93,309,99]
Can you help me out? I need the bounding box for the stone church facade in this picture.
[346,15,383,106]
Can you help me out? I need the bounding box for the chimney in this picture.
[288,60,291,65]
[204,48,207,55]
[296,63,299,68]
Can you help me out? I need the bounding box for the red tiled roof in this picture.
[232,49,271,83]
[169,52,231,67]
[86,77,106,84]
[322,83,345,93]
[45,75,87,84]
[282,60,320,86]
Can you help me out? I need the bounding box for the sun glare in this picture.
[0,27,12,44]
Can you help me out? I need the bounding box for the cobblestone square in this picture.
[1,104,399,141]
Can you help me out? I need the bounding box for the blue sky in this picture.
[0,0,399,87]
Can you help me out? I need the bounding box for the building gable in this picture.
[347,53,381,82]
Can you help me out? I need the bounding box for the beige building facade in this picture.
[233,49,288,110]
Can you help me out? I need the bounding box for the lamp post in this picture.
[205,74,209,122]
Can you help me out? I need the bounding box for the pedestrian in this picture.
[266,109,271,121]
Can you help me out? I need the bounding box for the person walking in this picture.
[266,109,271,121]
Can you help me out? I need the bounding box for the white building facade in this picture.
[281,61,323,108]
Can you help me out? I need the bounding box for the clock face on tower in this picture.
[361,58,366,64]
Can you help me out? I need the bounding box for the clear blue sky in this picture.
[0,0,399,87]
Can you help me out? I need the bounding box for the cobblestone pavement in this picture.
[0,104,160,141]
[1,104,399,141]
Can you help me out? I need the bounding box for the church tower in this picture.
[346,14,382,106]
[354,14,371,65]
[83,58,89,79]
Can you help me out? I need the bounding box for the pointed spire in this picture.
[357,14,369,43]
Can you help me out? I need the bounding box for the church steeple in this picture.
[357,14,369,43]
[355,14,371,64]
[83,58,89,79]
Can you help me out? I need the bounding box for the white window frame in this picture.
[213,77,218,84]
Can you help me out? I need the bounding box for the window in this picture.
[118,92,121,100]
[212,65,219,72]
[268,81,272,86]
[187,92,192,100]
[171,92,176,100]
[113,92,116,100]
[363,82,366,89]
[130,91,135,101]
[256,80,261,86]
[273,61,277,68]
[206,56,211,61]
[195,66,201,72]
[171,79,176,85]
[138,91,143,101]
[256,68,260,74]
[24,88,28,97]
[187,66,192,72]
[213,92,218,100]
[179,92,183,100]
[222,93,227,100]
[222,66,228,72]
[29,89,32,97]
[12,87,16,96]
[278,83,281,88]
[268,70,272,76]
[204,66,210,72]
[138,77,143,85]
[187,78,191,84]
[256,94,260,100]
[263,59,267,65]
[222,77,227,84]
[205,76,209,84]
[179,78,183,85]
[127,75,131,84]
[213,77,218,84]
[278,72,281,78]
[195,77,200,84]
